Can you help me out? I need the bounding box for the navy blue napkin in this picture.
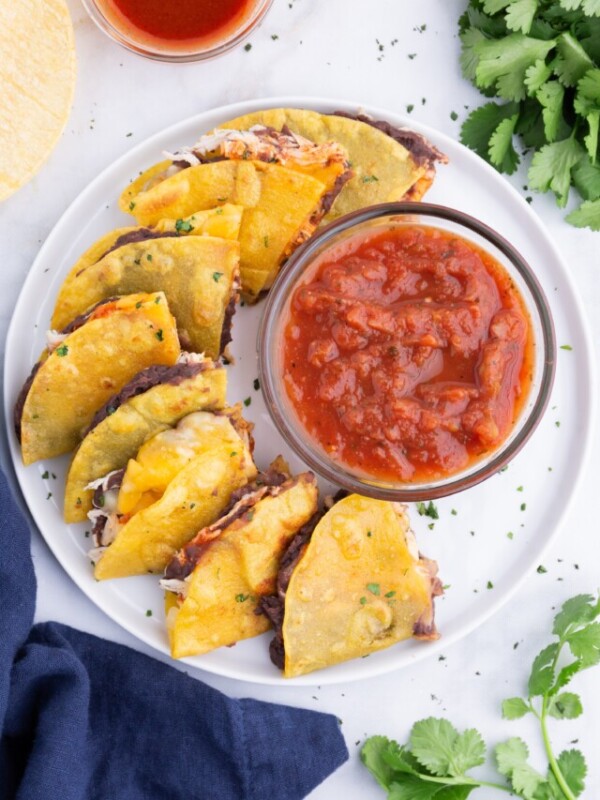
[0,469,348,800]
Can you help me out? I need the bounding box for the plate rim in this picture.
[4,94,597,686]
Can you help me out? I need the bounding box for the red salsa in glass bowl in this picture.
[82,0,273,61]
[259,204,555,501]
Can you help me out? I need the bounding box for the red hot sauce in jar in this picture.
[97,0,257,53]
[282,226,534,483]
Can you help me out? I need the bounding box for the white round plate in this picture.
[3,97,594,686]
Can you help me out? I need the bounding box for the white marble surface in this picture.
[1,0,599,797]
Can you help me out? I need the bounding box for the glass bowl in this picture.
[81,0,274,62]
[258,203,556,502]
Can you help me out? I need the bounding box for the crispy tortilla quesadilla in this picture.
[15,292,180,465]
[90,408,257,580]
[64,353,227,523]
[51,207,243,358]
[221,108,447,220]
[162,463,318,659]
[258,494,442,677]
[118,127,352,300]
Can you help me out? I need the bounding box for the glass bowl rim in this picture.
[80,0,274,63]
[258,201,557,502]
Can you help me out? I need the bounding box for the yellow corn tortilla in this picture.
[64,358,227,523]
[119,160,330,300]
[94,428,257,580]
[221,108,433,220]
[281,495,439,677]
[0,0,76,201]
[18,293,180,465]
[51,234,240,358]
[165,473,318,659]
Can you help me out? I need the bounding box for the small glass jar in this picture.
[81,0,274,62]
[258,203,556,501]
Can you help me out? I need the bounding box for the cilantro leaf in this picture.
[461,101,521,169]
[528,135,584,206]
[451,729,486,774]
[502,697,531,719]
[553,593,598,636]
[553,749,587,796]
[495,739,546,799]
[583,110,599,159]
[460,27,487,82]
[537,81,565,141]
[554,32,594,85]
[408,718,484,778]
[528,643,559,696]
[551,659,583,693]
[483,0,512,13]
[495,737,530,776]
[474,33,556,101]
[524,58,554,94]
[565,621,600,666]
[572,155,600,200]
[361,736,405,789]
[547,691,583,718]
[566,198,600,228]
[506,0,539,34]
[488,113,521,172]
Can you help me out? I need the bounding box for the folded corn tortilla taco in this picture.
[162,463,319,659]
[15,292,180,465]
[118,127,352,300]
[90,407,257,580]
[258,494,442,677]
[220,108,447,220]
[64,353,227,523]
[51,206,243,358]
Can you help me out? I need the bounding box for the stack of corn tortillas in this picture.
[0,0,76,201]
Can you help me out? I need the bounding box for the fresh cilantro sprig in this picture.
[361,592,600,798]
[459,0,600,230]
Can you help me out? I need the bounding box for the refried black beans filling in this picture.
[84,361,210,435]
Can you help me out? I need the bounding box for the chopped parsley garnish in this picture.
[384,590,396,598]
[362,174,379,183]
[230,451,237,457]
[243,397,251,407]
[129,201,136,211]
[520,502,527,511]
[253,378,260,391]
[147,254,153,262]
[134,258,141,266]
[244,43,252,52]
[271,33,279,40]
[155,329,164,341]
[359,596,367,605]
[487,580,494,589]
[416,500,439,519]
[41,470,49,480]
[56,344,68,357]
[145,609,152,617]
[263,235,269,247]
[450,110,458,121]
[135,301,142,308]
[406,104,414,113]
[212,272,223,282]
[451,508,458,515]
[235,593,250,602]
[560,344,573,351]
[175,218,193,233]
[366,582,380,596]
